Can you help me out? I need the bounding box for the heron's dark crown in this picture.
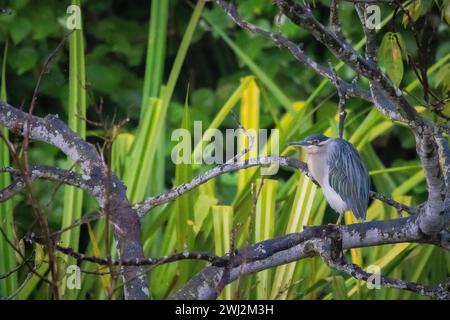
[303,134,329,145]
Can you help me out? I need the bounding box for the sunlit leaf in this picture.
[402,0,423,28]
[378,32,404,86]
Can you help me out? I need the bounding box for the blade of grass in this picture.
[140,0,169,200]
[203,10,293,112]
[192,76,254,165]
[238,78,260,191]
[111,132,135,178]
[0,39,18,296]
[140,0,169,115]
[254,178,277,299]
[60,0,86,299]
[331,276,348,300]
[212,205,234,300]
[124,1,204,203]
[86,223,112,295]
[369,165,422,175]
[173,101,195,285]
[270,175,317,299]
[123,97,163,202]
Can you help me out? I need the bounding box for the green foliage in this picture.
[435,63,450,92]
[0,0,449,300]
[378,32,405,86]
[402,0,423,28]
[0,40,18,297]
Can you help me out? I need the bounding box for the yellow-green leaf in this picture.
[15,239,25,264]
[435,63,450,92]
[378,32,404,86]
[331,276,348,300]
[35,244,45,266]
[402,0,423,28]
[445,1,450,25]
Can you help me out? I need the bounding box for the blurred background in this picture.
[0,0,449,299]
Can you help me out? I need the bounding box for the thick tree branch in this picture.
[273,0,422,124]
[0,101,148,300]
[354,2,377,62]
[212,0,450,242]
[318,236,450,300]
[28,233,224,267]
[416,133,447,235]
[1,1,449,301]
[171,217,450,300]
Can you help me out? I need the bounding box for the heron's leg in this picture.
[335,213,343,225]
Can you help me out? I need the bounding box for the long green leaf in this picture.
[140,0,169,114]
[0,39,18,296]
[60,0,86,299]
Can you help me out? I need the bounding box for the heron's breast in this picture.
[307,152,328,186]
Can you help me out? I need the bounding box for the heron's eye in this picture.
[311,139,319,145]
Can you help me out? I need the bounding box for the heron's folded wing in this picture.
[327,139,370,220]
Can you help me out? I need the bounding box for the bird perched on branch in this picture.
[289,134,370,224]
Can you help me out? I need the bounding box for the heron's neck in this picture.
[307,149,328,186]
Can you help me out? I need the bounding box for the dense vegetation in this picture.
[0,0,449,300]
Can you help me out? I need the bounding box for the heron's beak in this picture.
[288,140,309,147]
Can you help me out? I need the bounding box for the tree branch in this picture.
[0,101,148,300]
[0,166,105,204]
[214,0,372,103]
[171,217,450,300]
[134,156,411,218]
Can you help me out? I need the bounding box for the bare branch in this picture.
[273,0,427,125]
[0,166,105,204]
[135,155,413,218]
[171,217,450,300]
[28,233,224,267]
[328,62,347,139]
[134,156,308,216]
[317,235,450,300]
[213,0,372,102]
[330,0,344,40]
[354,2,377,62]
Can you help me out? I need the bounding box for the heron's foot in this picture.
[327,214,343,226]
[336,214,343,225]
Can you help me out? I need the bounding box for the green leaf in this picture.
[331,276,348,300]
[255,179,277,299]
[60,0,87,299]
[212,205,235,299]
[30,8,59,40]
[444,0,450,25]
[378,32,404,86]
[9,47,38,75]
[140,0,169,113]
[395,33,408,62]
[435,63,450,92]
[0,40,18,296]
[203,9,293,112]
[9,16,32,44]
[86,64,121,92]
[402,0,423,28]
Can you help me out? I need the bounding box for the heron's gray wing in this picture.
[327,139,370,220]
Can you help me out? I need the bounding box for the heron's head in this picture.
[288,134,330,154]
